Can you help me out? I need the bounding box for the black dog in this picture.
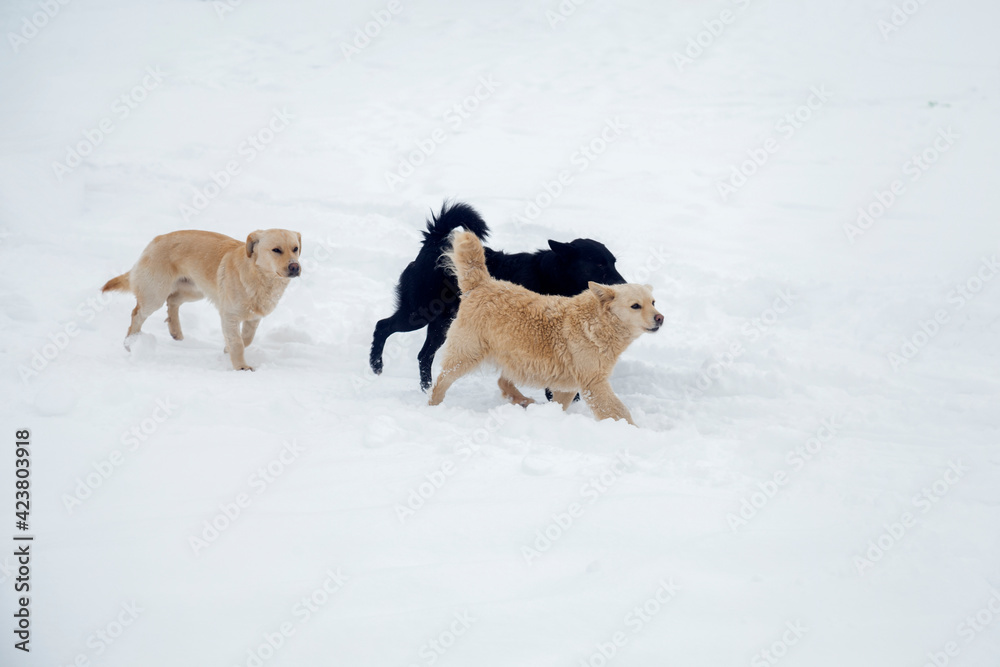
[370,202,627,390]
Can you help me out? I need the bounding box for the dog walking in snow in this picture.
[370,202,626,391]
[102,229,301,370]
[428,231,663,425]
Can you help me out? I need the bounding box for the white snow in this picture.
[2,0,999,665]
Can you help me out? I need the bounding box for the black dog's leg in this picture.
[545,388,581,403]
[370,312,424,374]
[418,317,452,392]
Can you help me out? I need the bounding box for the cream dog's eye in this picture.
[272,248,282,254]
[631,303,641,309]
[293,247,299,253]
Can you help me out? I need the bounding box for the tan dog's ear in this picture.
[246,231,261,257]
[644,284,654,292]
[296,232,302,253]
[589,282,615,303]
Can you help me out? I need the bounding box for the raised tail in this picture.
[422,201,489,245]
[101,272,130,293]
[446,231,491,293]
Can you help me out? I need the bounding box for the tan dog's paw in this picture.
[164,316,183,340]
[502,395,534,408]
[498,377,535,408]
[236,365,254,371]
[506,394,535,408]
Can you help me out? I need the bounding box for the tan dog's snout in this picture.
[287,262,301,277]
[641,283,662,332]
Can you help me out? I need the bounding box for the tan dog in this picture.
[102,229,301,370]
[429,231,662,425]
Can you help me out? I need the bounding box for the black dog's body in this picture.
[370,202,626,390]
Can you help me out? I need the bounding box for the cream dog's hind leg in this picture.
[164,281,203,341]
[429,340,486,405]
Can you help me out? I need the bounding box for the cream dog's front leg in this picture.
[582,380,634,425]
[241,319,261,348]
[222,314,253,371]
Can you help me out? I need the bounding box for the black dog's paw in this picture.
[370,359,383,375]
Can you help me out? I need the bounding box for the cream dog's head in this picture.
[246,229,302,278]
[589,282,663,336]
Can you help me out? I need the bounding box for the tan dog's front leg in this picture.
[581,380,634,425]
[222,316,253,371]
[241,319,261,347]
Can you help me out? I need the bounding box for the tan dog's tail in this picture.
[447,231,490,293]
[102,272,130,293]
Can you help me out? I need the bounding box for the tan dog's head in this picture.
[246,229,302,278]
[589,282,663,336]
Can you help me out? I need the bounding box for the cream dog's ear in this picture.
[295,232,302,253]
[246,231,262,257]
[588,281,616,303]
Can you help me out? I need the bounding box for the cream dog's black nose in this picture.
[288,263,300,276]
[654,313,664,326]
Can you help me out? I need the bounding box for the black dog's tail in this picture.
[423,202,489,245]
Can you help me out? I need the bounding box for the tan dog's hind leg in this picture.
[241,319,261,347]
[165,283,203,341]
[498,376,535,408]
[127,303,152,338]
[126,284,171,346]
[550,391,578,411]
[428,343,484,406]
[581,380,634,426]
[221,315,253,371]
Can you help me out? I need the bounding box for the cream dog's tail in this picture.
[101,272,130,293]
[446,231,490,293]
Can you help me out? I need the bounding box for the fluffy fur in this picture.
[429,232,663,426]
[102,229,301,370]
[370,201,626,390]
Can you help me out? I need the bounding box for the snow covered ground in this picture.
[1,0,999,665]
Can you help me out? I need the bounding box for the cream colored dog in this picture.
[429,231,662,425]
[102,229,301,370]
